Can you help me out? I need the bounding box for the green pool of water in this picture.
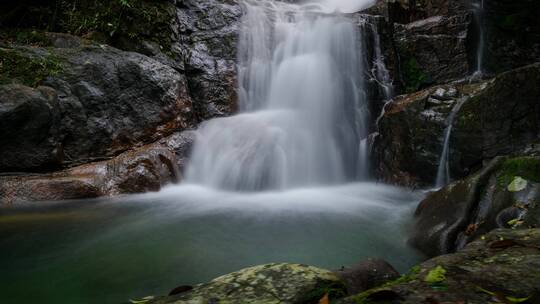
[0,183,424,304]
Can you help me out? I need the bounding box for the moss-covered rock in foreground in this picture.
[338,228,540,304]
[146,263,346,304]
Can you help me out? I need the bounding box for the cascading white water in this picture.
[186,0,373,191]
[472,0,485,76]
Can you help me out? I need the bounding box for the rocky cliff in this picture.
[0,0,241,203]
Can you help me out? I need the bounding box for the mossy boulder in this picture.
[0,35,194,172]
[339,228,540,304]
[146,263,346,304]
[410,155,540,257]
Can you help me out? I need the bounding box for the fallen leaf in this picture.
[319,293,330,304]
[508,176,527,192]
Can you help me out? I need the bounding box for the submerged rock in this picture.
[339,228,540,304]
[410,155,540,257]
[374,63,540,187]
[147,263,346,304]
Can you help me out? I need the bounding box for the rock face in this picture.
[177,0,242,121]
[0,37,193,172]
[147,263,346,304]
[0,0,240,202]
[410,155,540,257]
[0,141,183,204]
[394,14,471,92]
[374,63,540,187]
[0,85,62,171]
[339,228,540,304]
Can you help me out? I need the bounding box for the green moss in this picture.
[301,281,347,303]
[0,29,52,47]
[403,57,429,93]
[0,48,63,87]
[497,157,540,187]
[351,265,421,304]
[54,0,175,56]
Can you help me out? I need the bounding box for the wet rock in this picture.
[339,228,540,304]
[0,142,181,204]
[0,38,193,171]
[410,155,540,257]
[374,63,540,187]
[483,0,540,74]
[155,130,196,173]
[394,14,471,92]
[177,0,242,120]
[147,263,346,304]
[0,84,62,171]
[334,258,400,295]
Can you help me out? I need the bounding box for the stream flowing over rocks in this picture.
[1,0,540,303]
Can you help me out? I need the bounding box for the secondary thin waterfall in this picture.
[185,0,370,191]
[435,0,485,188]
[435,98,466,188]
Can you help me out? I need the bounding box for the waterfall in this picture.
[472,0,485,76]
[435,98,466,188]
[185,0,372,191]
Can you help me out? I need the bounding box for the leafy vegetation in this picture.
[1,0,175,56]
[403,57,429,93]
[498,157,540,187]
[0,48,63,87]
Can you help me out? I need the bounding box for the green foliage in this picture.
[352,265,421,304]
[302,281,348,303]
[0,48,63,87]
[2,1,176,59]
[498,157,540,187]
[403,57,429,93]
[0,29,52,47]
[52,0,174,54]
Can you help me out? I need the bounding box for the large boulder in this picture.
[410,155,540,257]
[146,263,346,304]
[374,63,540,187]
[339,228,540,304]
[0,141,182,205]
[0,85,62,171]
[0,35,194,171]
